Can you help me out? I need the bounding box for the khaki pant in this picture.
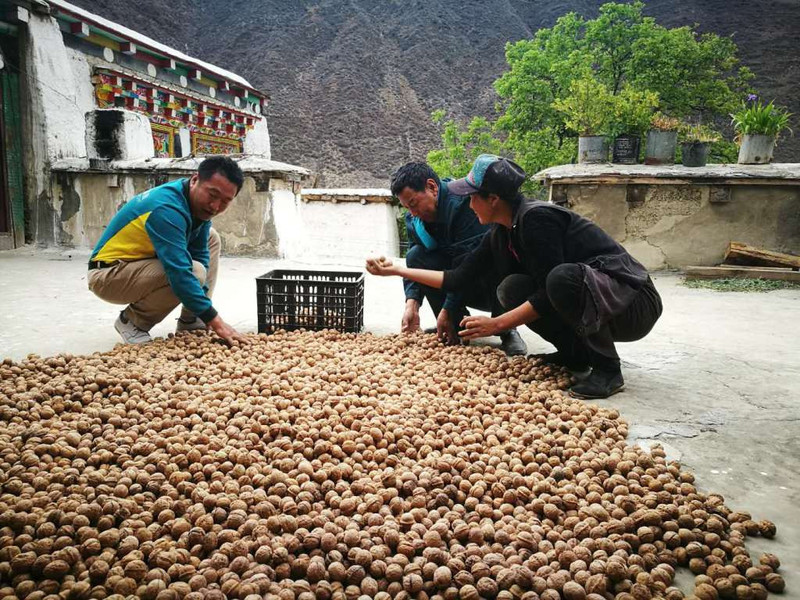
[88,228,220,331]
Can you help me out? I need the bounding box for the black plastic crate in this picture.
[256,270,364,334]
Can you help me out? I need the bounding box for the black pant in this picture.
[405,245,500,320]
[497,265,662,371]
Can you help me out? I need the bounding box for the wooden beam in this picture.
[685,266,800,282]
[70,21,90,37]
[120,42,137,55]
[543,177,800,187]
[724,242,800,270]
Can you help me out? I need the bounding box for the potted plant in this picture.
[679,123,720,167]
[553,74,613,164]
[731,96,792,164]
[607,88,659,164]
[645,113,681,165]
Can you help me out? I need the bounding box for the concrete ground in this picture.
[1,247,799,597]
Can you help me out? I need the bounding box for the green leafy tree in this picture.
[428,1,754,176]
[552,72,615,136]
[606,86,660,137]
[426,110,505,179]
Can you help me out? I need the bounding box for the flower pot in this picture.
[737,134,776,164]
[681,142,709,167]
[612,134,641,164]
[644,130,678,165]
[578,136,608,164]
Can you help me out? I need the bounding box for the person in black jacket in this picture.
[391,162,526,356]
[368,154,662,399]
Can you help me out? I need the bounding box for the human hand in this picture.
[437,309,460,345]
[365,256,397,276]
[458,315,500,341]
[401,299,421,333]
[207,316,249,346]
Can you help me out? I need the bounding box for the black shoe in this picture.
[499,329,527,356]
[569,368,625,399]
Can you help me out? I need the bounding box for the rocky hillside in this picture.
[70,0,800,186]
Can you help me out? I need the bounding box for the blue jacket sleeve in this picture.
[188,223,211,269]
[187,222,211,294]
[145,207,218,323]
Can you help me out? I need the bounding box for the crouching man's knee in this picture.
[497,274,536,310]
[545,263,584,316]
[191,261,208,285]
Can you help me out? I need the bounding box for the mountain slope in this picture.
[70,0,800,186]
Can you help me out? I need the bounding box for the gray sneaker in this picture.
[114,313,152,345]
[176,316,207,332]
[499,329,527,356]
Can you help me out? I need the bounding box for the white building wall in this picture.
[25,14,88,161]
[24,12,89,245]
[243,118,271,158]
[292,201,399,265]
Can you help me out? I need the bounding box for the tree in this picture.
[426,111,505,179]
[427,1,753,181]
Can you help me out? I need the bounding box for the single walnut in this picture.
[460,584,480,600]
[563,581,587,600]
[764,573,785,594]
[434,566,452,588]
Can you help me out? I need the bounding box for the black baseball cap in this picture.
[448,154,527,196]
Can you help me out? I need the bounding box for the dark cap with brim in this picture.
[448,154,527,197]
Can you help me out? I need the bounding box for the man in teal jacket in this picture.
[88,156,247,346]
[392,162,526,355]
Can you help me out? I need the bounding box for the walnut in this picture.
[764,573,785,594]
[563,581,587,600]
[459,585,480,600]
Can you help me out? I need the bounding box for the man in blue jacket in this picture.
[392,162,526,356]
[88,156,247,346]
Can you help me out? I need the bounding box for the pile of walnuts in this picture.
[0,331,784,600]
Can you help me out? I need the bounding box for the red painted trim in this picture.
[54,5,269,100]
[96,69,260,121]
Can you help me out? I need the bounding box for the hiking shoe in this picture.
[176,316,207,332]
[499,329,527,356]
[569,368,625,400]
[114,312,152,345]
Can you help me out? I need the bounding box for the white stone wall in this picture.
[243,118,271,158]
[85,109,155,161]
[25,15,88,161]
[289,201,400,265]
[25,13,90,245]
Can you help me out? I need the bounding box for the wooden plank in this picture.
[685,266,800,282]
[724,241,800,270]
[545,176,800,186]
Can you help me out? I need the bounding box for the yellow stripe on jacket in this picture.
[93,212,155,263]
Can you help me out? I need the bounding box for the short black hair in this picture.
[197,156,244,192]
[390,162,440,197]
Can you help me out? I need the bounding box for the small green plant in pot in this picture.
[731,95,793,164]
[607,88,659,164]
[553,73,613,164]
[679,123,720,167]
[645,113,681,165]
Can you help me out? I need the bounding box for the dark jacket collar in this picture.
[434,180,451,224]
